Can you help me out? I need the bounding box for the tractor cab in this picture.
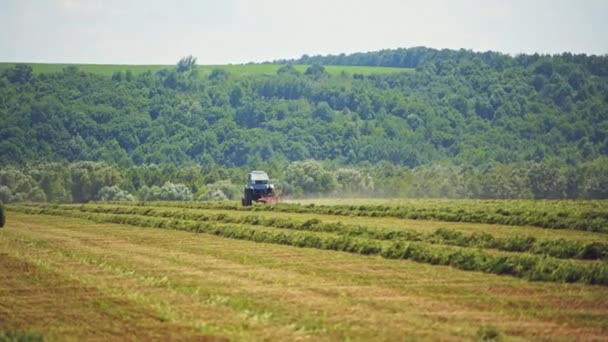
[242,171,274,206]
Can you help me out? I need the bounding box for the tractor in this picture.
[242,171,275,206]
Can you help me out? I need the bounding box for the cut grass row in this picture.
[38,203,608,261]
[90,203,607,243]
[105,200,608,233]
[11,205,608,286]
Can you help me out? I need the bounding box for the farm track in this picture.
[10,204,608,285]
[2,211,608,340]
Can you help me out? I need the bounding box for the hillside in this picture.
[1,47,608,200]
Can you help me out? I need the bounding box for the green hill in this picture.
[1,47,608,200]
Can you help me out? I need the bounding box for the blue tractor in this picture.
[242,171,275,206]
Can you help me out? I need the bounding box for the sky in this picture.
[1,0,607,65]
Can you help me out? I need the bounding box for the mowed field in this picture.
[0,62,411,76]
[2,200,608,341]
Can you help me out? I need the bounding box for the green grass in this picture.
[0,62,411,77]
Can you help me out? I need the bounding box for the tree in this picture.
[277,64,300,76]
[304,64,328,80]
[283,160,336,195]
[335,168,374,194]
[69,162,123,203]
[177,55,197,72]
[313,102,334,122]
[527,163,566,199]
[209,68,230,82]
[5,64,34,84]
[112,71,123,82]
[581,157,608,199]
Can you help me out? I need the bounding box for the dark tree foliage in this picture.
[278,47,608,76]
[177,55,197,73]
[304,64,328,80]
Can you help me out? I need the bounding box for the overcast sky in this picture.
[1,0,607,65]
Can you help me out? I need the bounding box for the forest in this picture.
[1,47,607,201]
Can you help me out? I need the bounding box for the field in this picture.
[2,200,608,341]
[0,62,411,77]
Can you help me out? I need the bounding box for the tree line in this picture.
[0,159,607,203]
[276,46,608,77]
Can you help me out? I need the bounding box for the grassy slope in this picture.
[1,211,607,341]
[0,62,411,76]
